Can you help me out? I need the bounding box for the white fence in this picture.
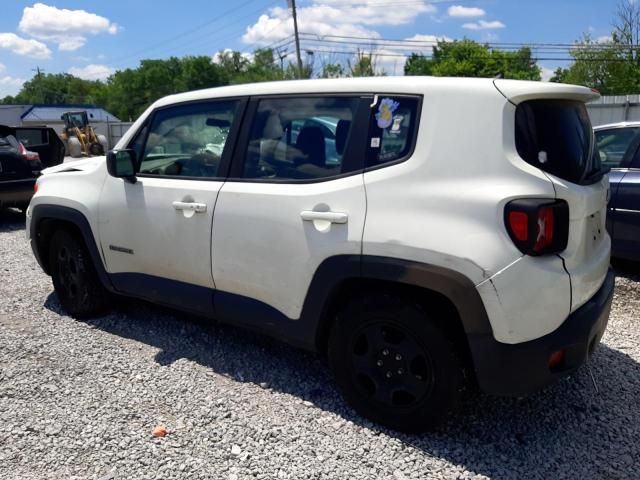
[587,95,640,126]
[107,122,133,149]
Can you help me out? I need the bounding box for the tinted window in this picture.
[15,129,47,148]
[242,96,360,180]
[595,127,640,169]
[515,100,601,184]
[367,96,420,168]
[139,100,238,178]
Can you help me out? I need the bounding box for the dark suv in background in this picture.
[595,122,640,261]
[0,125,64,212]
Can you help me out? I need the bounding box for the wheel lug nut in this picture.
[386,371,393,378]
[382,349,389,356]
[395,354,402,361]
[376,360,383,367]
[397,368,404,375]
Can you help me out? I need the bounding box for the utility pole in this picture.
[32,66,44,104]
[288,0,303,79]
[276,48,288,73]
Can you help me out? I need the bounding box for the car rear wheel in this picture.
[49,229,110,318]
[328,295,463,432]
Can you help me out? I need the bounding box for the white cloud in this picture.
[448,5,486,18]
[68,64,114,81]
[212,49,254,64]
[0,32,51,59]
[406,34,453,44]
[462,20,506,30]
[596,35,613,43]
[540,65,554,82]
[19,3,119,51]
[0,74,26,97]
[242,1,436,46]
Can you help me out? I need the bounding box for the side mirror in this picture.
[106,149,137,183]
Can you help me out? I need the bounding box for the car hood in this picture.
[42,156,105,175]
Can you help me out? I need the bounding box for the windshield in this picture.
[515,100,602,185]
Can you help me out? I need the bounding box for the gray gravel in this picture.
[1,207,639,480]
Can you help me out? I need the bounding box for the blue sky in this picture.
[0,1,617,97]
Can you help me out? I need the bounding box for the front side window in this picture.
[367,95,420,168]
[139,100,238,178]
[242,96,360,181]
[595,127,640,169]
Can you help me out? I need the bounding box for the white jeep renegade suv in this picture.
[27,77,614,432]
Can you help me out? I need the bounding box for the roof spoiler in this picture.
[493,79,600,104]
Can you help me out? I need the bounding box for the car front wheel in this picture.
[49,229,110,318]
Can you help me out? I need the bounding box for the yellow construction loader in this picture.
[60,111,108,158]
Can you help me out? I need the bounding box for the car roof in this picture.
[594,121,640,130]
[150,76,597,110]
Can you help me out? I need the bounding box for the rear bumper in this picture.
[0,178,36,207]
[470,268,615,396]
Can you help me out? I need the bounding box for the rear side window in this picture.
[515,100,601,184]
[367,95,420,168]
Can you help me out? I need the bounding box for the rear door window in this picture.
[240,96,361,181]
[515,100,602,184]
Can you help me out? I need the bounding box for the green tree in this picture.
[348,50,386,77]
[552,1,640,94]
[404,39,541,80]
[320,62,345,78]
[1,73,104,105]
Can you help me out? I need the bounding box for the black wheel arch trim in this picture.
[30,204,114,291]
[244,255,493,353]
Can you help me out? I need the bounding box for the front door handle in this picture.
[300,211,348,224]
[173,201,207,213]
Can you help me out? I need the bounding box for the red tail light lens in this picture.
[19,142,40,162]
[505,199,569,256]
[508,211,529,241]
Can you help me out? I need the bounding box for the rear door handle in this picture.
[173,201,207,213]
[300,211,348,224]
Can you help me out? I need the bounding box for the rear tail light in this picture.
[505,199,569,256]
[18,142,40,163]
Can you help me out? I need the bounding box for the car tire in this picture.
[49,229,110,318]
[328,295,463,433]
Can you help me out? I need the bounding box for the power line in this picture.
[109,0,273,67]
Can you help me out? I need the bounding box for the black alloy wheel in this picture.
[49,229,110,318]
[329,295,463,432]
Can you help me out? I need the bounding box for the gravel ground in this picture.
[1,208,639,480]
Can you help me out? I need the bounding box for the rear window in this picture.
[15,129,48,148]
[515,100,602,184]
